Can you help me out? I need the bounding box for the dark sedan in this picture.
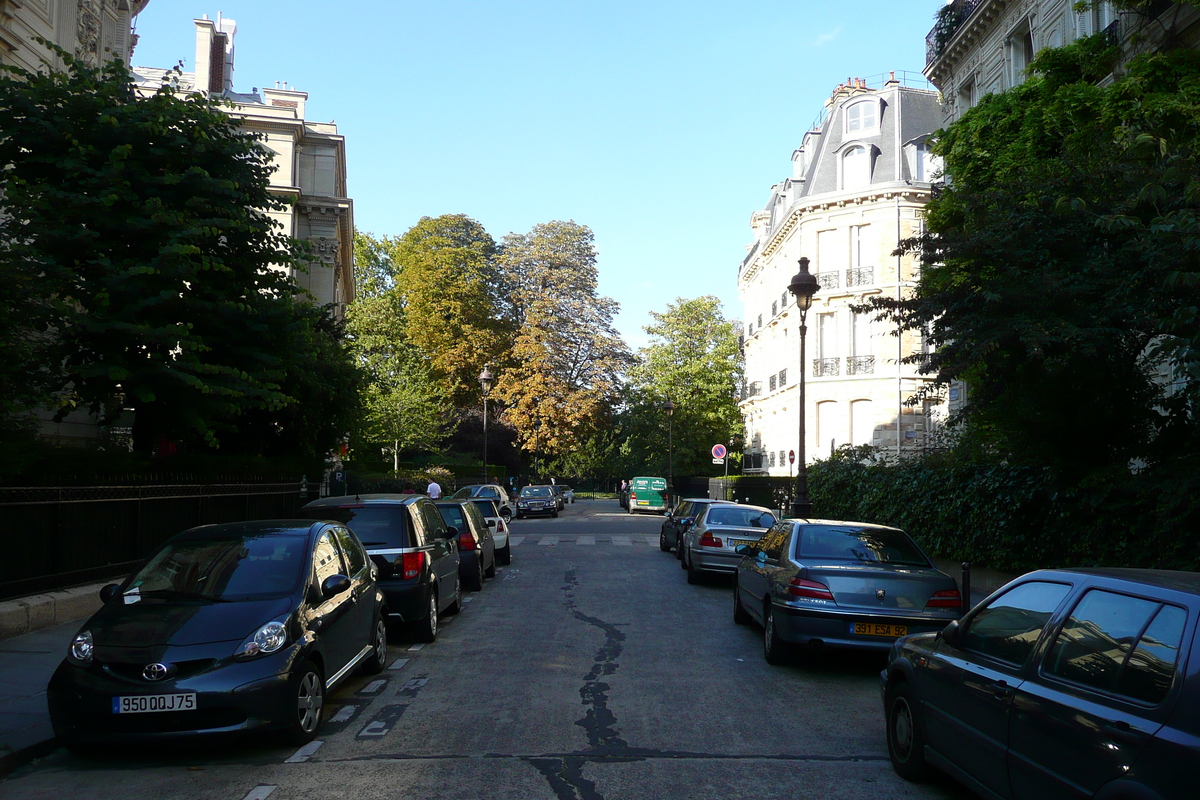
[515,485,558,518]
[48,520,387,747]
[435,500,497,592]
[659,498,732,554]
[881,568,1200,800]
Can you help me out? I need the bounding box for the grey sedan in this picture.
[679,503,776,583]
[733,519,961,664]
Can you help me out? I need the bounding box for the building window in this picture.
[779,450,786,467]
[842,145,871,190]
[778,368,787,386]
[1008,24,1035,87]
[845,100,877,133]
[769,451,776,468]
[818,312,836,361]
[771,300,778,317]
[769,374,777,392]
[757,314,763,328]
[781,291,788,309]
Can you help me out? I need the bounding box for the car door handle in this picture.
[991,681,1013,700]
[1102,721,1148,746]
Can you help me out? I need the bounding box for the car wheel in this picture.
[498,543,511,565]
[686,550,700,585]
[886,681,930,782]
[501,509,513,523]
[763,605,791,666]
[485,552,497,579]
[362,616,388,675]
[445,576,463,615]
[733,581,750,625]
[282,661,325,745]
[659,530,671,552]
[465,560,483,592]
[413,589,438,643]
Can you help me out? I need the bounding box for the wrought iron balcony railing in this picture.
[846,267,874,288]
[813,358,840,377]
[816,271,840,291]
[926,0,984,65]
[847,355,875,375]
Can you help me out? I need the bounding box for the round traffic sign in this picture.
[788,450,796,464]
[712,444,727,459]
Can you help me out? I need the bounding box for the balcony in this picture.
[817,271,840,291]
[846,266,874,288]
[926,0,984,66]
[813,358,840,377]
[847,355,875,375]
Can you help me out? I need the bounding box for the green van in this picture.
[628,476,668,514]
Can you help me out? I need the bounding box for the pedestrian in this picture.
[427,478,442,499]
[401,483,416,495]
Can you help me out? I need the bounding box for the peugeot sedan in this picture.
[679,503,776,582]
[47,520,387,747]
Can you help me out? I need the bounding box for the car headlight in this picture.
[68,629,94,665]
[234,620,288,660]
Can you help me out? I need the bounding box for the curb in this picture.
[0,736,59,779]
[0,581,111,641]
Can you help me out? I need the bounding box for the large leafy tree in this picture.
[493,221,632,460]
[625,296,743,476]
[865,37,1200,477]
[0,52,330,453]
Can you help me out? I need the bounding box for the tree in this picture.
[863,37,1200,477]
[0,51,320,452]
[625,296,744,476]
[493,221,632,461]
[394,215,513,407]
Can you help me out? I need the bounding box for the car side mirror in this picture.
[321,574,351,599]
[99,583,122,603]
[486,519,496,528]
[734,544,751,555]
[940,618,961,646]
[444,525,459,539]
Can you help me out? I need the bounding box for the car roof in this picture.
[302,493,423,508]
[1026,568,1200,595]
[178,519,323,540]
[782,517,904,530]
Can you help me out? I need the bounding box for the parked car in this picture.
[660,498,732,553]
[469,498,512,565]
[732,519,960,664]
[549,485,566,512]
[680,503,776,582]
[628,476,668,514]
[47,520,387,747]
[558,485,575,504]
[300,494,460,642]
[516,485,559,518]
[435,501,497,592]
[881,568,1200,800]
[449,484,513,521]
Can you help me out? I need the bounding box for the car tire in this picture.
[686,550,700,585]
[763,605,791,666]
[362,616,388,675]
[501,509,513,523]
[465,560,483,592]
[886,681,930,782]
[282,661,325,745]
[733,582,750,625]
[445,576,463,615]
[497,543,511,565]
[485,552,497,579]
[659,530,671,552]
[413,589,438,643]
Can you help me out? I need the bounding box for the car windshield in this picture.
[706,507,774,528]
[300,505,410,549]
[520,487,552,498]
[470,499,499,517]
[126,534,308,601]
[795,525,930,567]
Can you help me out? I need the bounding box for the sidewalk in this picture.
[0,618,79,775]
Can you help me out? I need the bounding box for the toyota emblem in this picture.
[876,589,886,600]
[143,663,169,681]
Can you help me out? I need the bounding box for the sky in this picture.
[130,1,946,349]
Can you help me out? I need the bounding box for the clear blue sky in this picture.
[131,1,945,348]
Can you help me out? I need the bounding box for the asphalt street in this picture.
[0,500,976,800]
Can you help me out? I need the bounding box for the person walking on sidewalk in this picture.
[426,479,442,499]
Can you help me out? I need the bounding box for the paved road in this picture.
[1,500,975,800]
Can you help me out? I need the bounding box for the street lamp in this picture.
[479,365,493,485]
[788,256,820,518]
[662,400,675,509]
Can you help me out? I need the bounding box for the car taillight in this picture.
[788,578,835,600]
[631,492,637,501]
[458,531,477,551]
[401,551,426,580]
[925,588,962,609]
[699,533,723,548]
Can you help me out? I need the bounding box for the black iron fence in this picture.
[0,482,306,601]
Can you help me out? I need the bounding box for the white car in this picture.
[450,484,513,521]
[559,485,575,504]
[466,498,511,564]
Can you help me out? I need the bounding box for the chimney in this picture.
[193,14,237,94]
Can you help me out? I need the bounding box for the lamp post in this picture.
[662,400,675,510]
[479,365,493,485]
[788,256,820,518]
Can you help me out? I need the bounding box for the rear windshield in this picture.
[301,505,410,549]
[437,504,468,531]
[706,506,774,528]
[470,499,499,517]
[795,525,930,567]
[520,487,552,498]
[127,534,307,601]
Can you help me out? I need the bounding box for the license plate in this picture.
[730,539,757,549]
[637,500,648,505]
[112,693,197,714]
[850,622,907,637]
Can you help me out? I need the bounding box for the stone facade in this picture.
[738,76,942,475]
[0,0,147,73]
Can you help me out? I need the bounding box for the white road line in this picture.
[538,536,559,546]
[508,536,526,547]
[284,740,324,763]
[360,679,387,694]
[357,720,389,738]
[241,786,277,800]
[577,535,595,545]
[388,657,410,671]
[463,595,475,603]
[643,535,659,546]
[503,569,521,581]
[407,643,425,652]
[329,705,358,723]
[612,536,632,546]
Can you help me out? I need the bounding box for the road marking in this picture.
[284,740,323,763]
[539,536,559,546]
[329,705,359,723]
[612,536,632,546]
[359,679,387,694]
[503,569,521,581]
[643,535,659,546]
[357,704,407,739]
[388,657,410,671]
[464,595,475,603]
[577,535,595,545]
[241,786,277,800]
[509,536,526,547]
[407,643,425,652]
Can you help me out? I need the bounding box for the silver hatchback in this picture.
[680,503,776,583]
[732,519,961,663]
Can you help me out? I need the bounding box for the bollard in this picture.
[960,561,972,617]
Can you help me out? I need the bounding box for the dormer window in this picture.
[845,99,878,134]
[842,145,872,189]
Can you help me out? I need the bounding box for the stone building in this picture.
[0,0,147,72]
[738,75,942,475]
